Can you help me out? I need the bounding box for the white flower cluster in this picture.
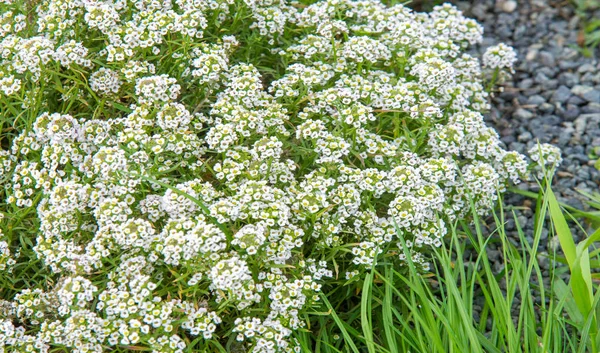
[0,224,16,272]
[528,143,563,179]
[483,43,518,71]
[90,68,122,96]
[0,0,558,352]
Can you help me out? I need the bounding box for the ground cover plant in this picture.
[573,0,600,54]
[0,0,571,352]
[314,185,600,353]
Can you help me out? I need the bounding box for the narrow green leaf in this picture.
[382,267,398,353]
[320,293,361,353]
[547,186,597,339]
[547,187,577,267]
[361,270,376,353]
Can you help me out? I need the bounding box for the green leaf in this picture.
[361,270,376,353]
[553,278,584,324]
[320,293,361,353]
[382,267,398,353]
[547,186,597,334]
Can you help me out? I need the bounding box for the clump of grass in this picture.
[573,0,600,55]
[309,184,600,353]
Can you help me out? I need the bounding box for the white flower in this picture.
[528,143,562,179]
[90,68,122,96]
[483,43,517,71]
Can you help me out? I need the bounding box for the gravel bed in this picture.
[452,0,600,323]
[461,0,600,256]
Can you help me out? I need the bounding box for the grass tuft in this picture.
[307,185,600,353]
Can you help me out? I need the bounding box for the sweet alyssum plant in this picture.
[0,0,562,352]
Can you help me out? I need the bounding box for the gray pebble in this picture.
[524,87,542,96]
[527,95,546,105]
[574,114,599,136]
[571,154,589,162]
[558,72,579,87]
[582,89,600,103]
[502,135,516,144]
[538,67,557,78]
[488,249,502,262]
[547,236,561,252]
[518,78,534,90]
[537,254,549,269]
[538,102,555,113]
[581,72,597,84]
[563,105,580,121]
[518,131,533,142]
[572,84,593,97]
[535,72,550,83]
[538,51,556,67]
[577,63,596,73]
[517,215,529,228]
[541,79,559,90]
[513,108,535,120]
[559,61,581,70]
[581,102,600,113]
[500,90,519,100]
[567,95,587,105]
[551,85,572,103]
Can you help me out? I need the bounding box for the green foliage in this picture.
[0,0,589,352]
[573,0,600,53]
[308,188,600,353]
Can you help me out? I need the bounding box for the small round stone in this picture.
[500,0,518,13]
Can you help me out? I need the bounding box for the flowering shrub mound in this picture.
[0,0,562,352]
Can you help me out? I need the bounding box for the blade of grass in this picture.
[361,270,376,353]
[547,185,598,352]
[320,293,361,353]
[382,266,398,353]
